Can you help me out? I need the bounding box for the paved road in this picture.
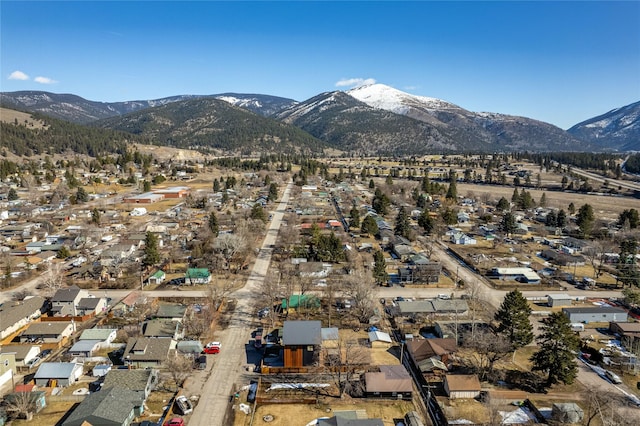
[188,181,293,426]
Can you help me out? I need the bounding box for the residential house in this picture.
[76,297,108,316]
[61,386,142,426]
[0,345,41,367]
[123,337,176,368]
[406,338,457,370]
[68,340,102,359]
[142,319,184,339]
[282,321,322,368]
[450,232,476,245]
[364,365,413,400]
[147,269,166,285]
[444,374,482,399]
[318,415,384,426]
[34,362,83,387]
[489,267,541,284]
[79,328,117,346]
[184,268,211,285]
[610,322,640,340]
[392,244,415,261]
[0,352,16,388]
[298,262,332,278]
[0,295,45,339]
[563,307,628,323]
[51,286,88,316]
[103,368,158,401]
[155,303,187,322]
[112,292,147,317]
[20,321,74,343]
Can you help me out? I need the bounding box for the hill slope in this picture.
[347,84,586,152]
[274,91,456,155]
[96,98,325,154]
[567,101,640,151]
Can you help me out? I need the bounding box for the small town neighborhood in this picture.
[0,153,639,426]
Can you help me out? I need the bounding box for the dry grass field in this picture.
[0,107,47,129]
[234,400,414,426]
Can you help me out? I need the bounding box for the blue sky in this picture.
[2,1,639,129]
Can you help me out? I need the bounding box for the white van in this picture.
[570,323,585,332]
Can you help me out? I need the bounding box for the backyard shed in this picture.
[444,374,481,399]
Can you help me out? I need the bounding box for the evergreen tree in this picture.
[394,206,410,238]
[500,212,517,237]
[349,206,360,229]
[495,289,533,349]
[511,187,520,204]
[421,175,431,193]
[76,187,89,203]
[530,312,581,387]
[7,188,18,201]
[496,197,510,211]
[568,202,575,215]
[143,180,151,192]
[385,174,393,185]
[213,179,220,192]
[418,209,434,234]
[372,189,390,215]
[441,207,457,225]
[268,183,279,202]
[143,231,161,267]
[556,209,567,228]
[361,215,379,236]
[208,211,219,237]
[91,208,101,225]
[539,192,547,207]
[619,209,639,229]
[576,203,595,238]
[250,204,267,222]
[545,210,557,227]
[368,179,375,189]
[445,171,457,200]
[57,245,71,259]
[372,249,388,285]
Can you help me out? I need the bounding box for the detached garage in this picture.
[444,374,481,399]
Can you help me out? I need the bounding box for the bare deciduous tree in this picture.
[581,390,635,426]
[323,333,370,397]
[5,391,37,420]
[41,262,65,297]
[163,353,194,390]
[583,240,615,280]
[342,270,375,323]
[461,328,512,381]
[212,233,248,272]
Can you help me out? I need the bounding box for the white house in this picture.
[450,232,476,245]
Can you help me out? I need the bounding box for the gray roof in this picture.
[123,337,174,362]
[319,417,384,426]
[156,303,187,318]
[51,286,83,302]
[62,386,140,426]
[176,340,204,354]
[143,319,182,337]
[103,369,155,393]
[77,297,101,310]
[321,327,339,341]
[431,299,469,313]
[562,307,627,315]
[69,340,101,353]
[0,344,39,361]
[23,321,72,336]
[398,301,434,314]
[80,328,116,341]
[34,362,82,379]
[283,321,322,346]
[0,296,45,330]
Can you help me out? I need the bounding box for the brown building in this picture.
[282,321,321,368]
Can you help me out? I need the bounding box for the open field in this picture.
[0,107,47,129]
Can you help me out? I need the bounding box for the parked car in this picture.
[166,418,185,426]
[202,346,220,354]
[605,370,623,384]
[174,395,193,415]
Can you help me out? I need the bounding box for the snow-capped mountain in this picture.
[568,101,640,151]
[344,83,585,152]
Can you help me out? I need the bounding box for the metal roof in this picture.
[283,321,321,346]
[34,362,82,379]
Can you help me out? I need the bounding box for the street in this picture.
[187,181,293,426]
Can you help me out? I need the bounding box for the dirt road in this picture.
[187,181,293,426]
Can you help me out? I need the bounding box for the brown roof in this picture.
[365,365,413,393]
[407,338,457,362]
[611,322,640,333]
[445,374,481,392]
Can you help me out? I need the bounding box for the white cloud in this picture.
[8,70,29,80]
[335,77,376,88]
[34,76,57,84]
